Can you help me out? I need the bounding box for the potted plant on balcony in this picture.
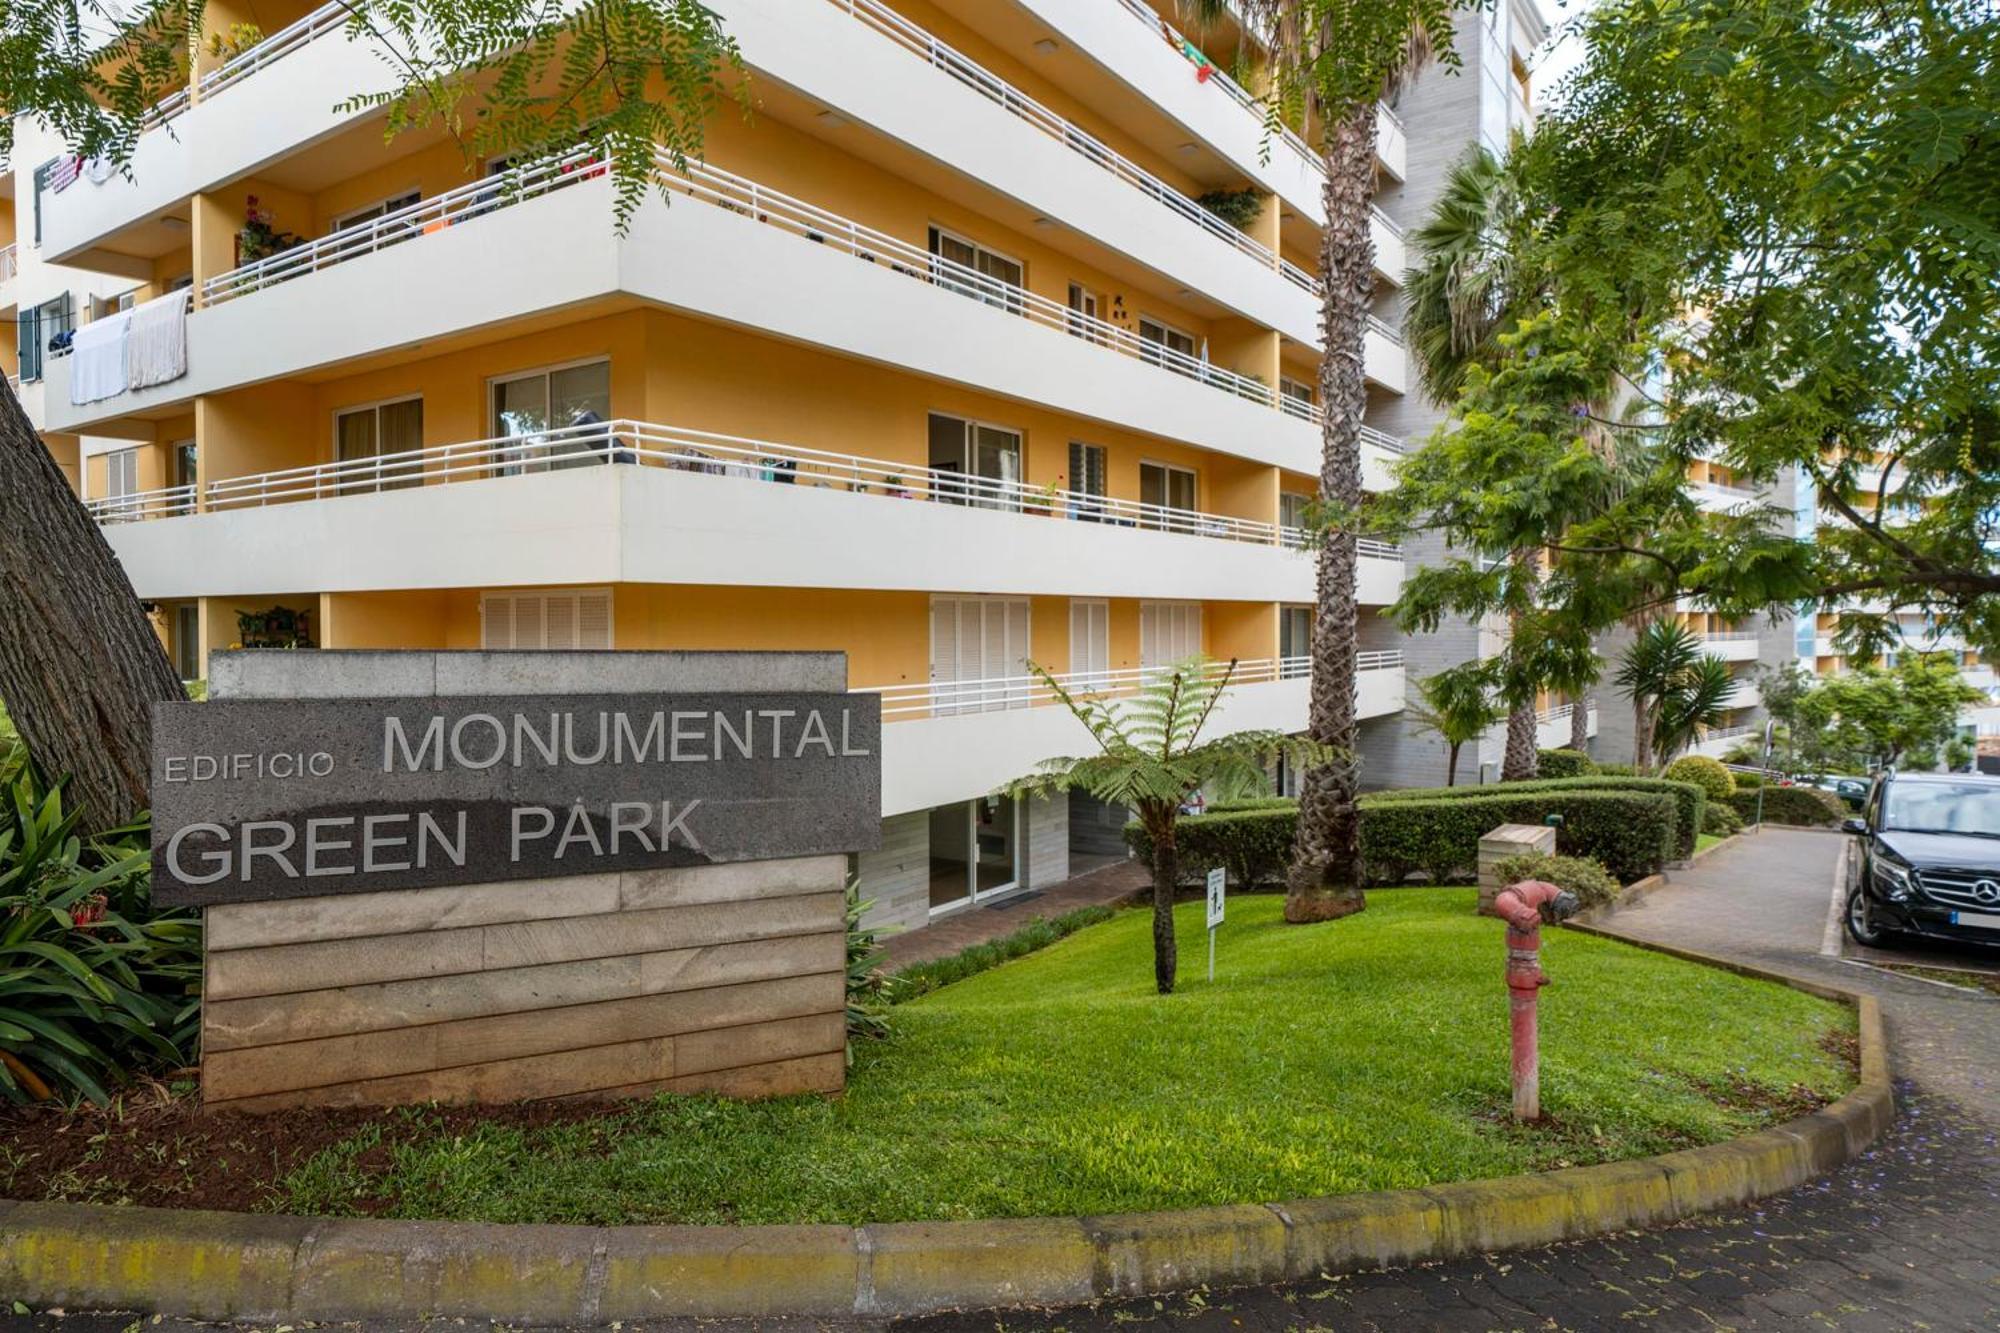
[205,23,264,62]
[237,195,304,267]
[1034,480,1063,517]
[235,605,315,650]
[884,474,913,500]
[1194,187,1264,231]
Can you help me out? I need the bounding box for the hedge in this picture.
[1364,776,1707,860]
[1661,755,1736,801]
[1728,785,1846,827]
[1128,787,1680,889]
[1536,748,1597,778]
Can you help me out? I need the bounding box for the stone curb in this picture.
[0,982,1892,1322]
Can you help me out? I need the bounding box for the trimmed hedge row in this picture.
[1364,776,1707,860]
[1536,748,1597,778]
[1727,785,1846,827]
[1128,787,1681,890]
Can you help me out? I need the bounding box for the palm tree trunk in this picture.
[1633,698,1654,773]
[1502,704,1538,780]
[0,380,184,830]
[1147,812,1180,995]
[1446,741,1460,787]
[1285,97,1376,926]
[1568,693,1590,752]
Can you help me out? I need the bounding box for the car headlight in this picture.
[1873,856,1915,901]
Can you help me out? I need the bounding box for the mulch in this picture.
[0,1080,638,1214]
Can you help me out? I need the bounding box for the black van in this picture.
[1844,771,2000,949]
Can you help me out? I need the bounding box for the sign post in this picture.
[1755,718,1775,830]
[1205,866,1226,982]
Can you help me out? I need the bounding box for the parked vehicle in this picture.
[1844,771,2000,949]
[1816,775,1870,810]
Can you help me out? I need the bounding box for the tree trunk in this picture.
[0,381,184,830]
[1502,703,1538,781]
[1632,697,1654,774]
[1568,692,1590,753]
[1285,99,1375,926]
[1147,811,1180,995]
[1500,548,1539,782]
[1446,741,1460,787]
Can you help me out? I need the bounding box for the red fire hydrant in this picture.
[1493,878,1580,1121]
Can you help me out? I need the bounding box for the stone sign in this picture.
[152,689,882,906]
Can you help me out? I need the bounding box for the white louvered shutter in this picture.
[576,591,612,649]
[481,594,514,649]
[1070,600,1109,690]
[1005,598,1031,707]
[930,596,960,716]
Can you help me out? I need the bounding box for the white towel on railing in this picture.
[126,289,190,388]
[68,312,131,405]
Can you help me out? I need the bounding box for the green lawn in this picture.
[280,889,1853,1226]
[1697,832,1727,853]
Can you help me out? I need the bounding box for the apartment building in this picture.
[16,0,1474,933]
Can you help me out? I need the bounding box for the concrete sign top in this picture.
[151,689,881,906]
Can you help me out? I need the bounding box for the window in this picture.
[104,448,138,500]
[1279,376,1315,417]
[1138,316,1198,370]
[480,589,614,649]
[335,398,425,493]
[170,440,197,492]
[1068,442,1106,520]
[90,289,138,322]
[1066,283,1102,341]
[928,412,1022,510]
[1069,599,1110,689]
[928,226,1023,313]
[1280,606,1311,676]
[333,191,421,231]
[18,293,73,382]
[930,595,1031,715]
[1139,460,1197,531]
[172,605,201,682]
[31,159,56,245]
[1279,491,1311,539]
[1140,600,1203,670]
[490,359,611,473]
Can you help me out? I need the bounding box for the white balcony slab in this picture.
[706,0,1319,347]
[102,462,1405,605]
[1534,708,1598,750]
[1700,635,1762,663]
[48,177,1403,477]
[40,28,383,263]
[879,668,1402,816]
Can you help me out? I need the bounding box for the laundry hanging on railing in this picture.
[127,288,190,389]
[68,311,131,405]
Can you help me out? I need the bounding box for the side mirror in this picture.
[1840,817,1868,836]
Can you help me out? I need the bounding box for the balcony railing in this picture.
[141,2,350,133]
[1700,630,1759,643]
[861,650,1403,719]
[1278,218,1406,297]
[829,0,1280,272]
[82,419,1412,565]
[1534,700,1596,725]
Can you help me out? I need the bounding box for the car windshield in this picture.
[1881,782,2000,838]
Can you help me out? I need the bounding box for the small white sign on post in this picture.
[1205,866,1226,981]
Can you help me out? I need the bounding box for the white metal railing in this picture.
[664,153,1289,410]
[1699,723,1757,742]
[1701,630,1759,642]
[829,0,1277,270]
[84,484,199,523]
[1278,213,1403,297]
[90,419,1393,561]
[203,145,607,304]
[861,650,1402,719]
[1535,699,1597,725]
[1279,528,1403,559]
[141,1,349,132]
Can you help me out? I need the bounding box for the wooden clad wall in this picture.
[201,853,849,1111]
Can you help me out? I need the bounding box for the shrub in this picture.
[1492,850,1622,909]
[1194,187,1265,229]
[1130,786,1680,889]
[892,904,1119,1001]
[1536,748,1598,778]
[1595,762,1638,776]
[1370,775,1706,861]
[1732,771,1764,789]
[1662,755,1737,801]
[1702,802,1744,837]
[0,754,201,1105]
[1727,785,1846,827]
[845,878,896,1059]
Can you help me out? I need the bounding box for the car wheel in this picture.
[1845,888,1894,948]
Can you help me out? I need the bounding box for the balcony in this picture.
[1020,0,1406,250]
[1699,630,1762,662]
[89,419,1407,605]
[1691,479,1759,512]
[49,151,1405,475]
[868,653,1405,815]
[1686,723,1759,757]
[0,243,16,312]
[1533,701,1599,750]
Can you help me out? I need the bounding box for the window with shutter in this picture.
[481,589,614,649]
[930,595,1030,715]
[1069,600,1109,689]
[1140,601,1203,670]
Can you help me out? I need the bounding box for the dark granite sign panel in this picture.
[151,691,881,906]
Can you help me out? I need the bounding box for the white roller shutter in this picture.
[481,589,614,649]
[930,595,1030,715]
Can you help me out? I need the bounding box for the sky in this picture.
[1529,0,1599,106]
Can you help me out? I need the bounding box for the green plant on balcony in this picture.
[236,195,304,266]
[1194,188,1265,230]
[234,605,315,650]
[205,23,265,62]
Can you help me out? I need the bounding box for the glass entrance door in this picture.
[927,796,1021,915]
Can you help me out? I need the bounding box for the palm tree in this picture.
[1615,620,1732,770]
[1009,658,1330,994]
[1406,665,1500,786]
[1403,146,1534,401]
[1182,0,1480,925]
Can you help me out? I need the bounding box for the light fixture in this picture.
[1032,216,1057,229]
[816,109,848,129]
[1176,142,1200,156]
[1032,37,1059,55]
[160,215,189,229]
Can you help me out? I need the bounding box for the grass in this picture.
[891,903,1119,999]
[276,889,1854,1227]
[1696,832,1727,853]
